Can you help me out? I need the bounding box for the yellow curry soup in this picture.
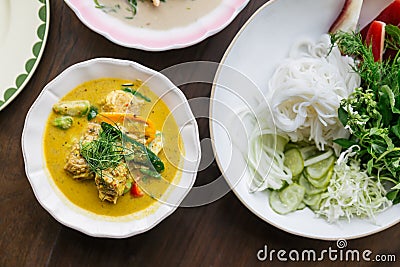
[43,78,183,217]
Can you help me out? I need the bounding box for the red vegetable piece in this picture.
[361,0,400,38]
[365,20,386,62]
[329,0,364,33]
[131,182,144,197]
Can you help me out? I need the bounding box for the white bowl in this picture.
[22,58,201,238]
[210,0,399,240]
[64,0,249,51]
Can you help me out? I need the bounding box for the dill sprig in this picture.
[332,28,400,203]
[330,30,400,94]
[331,31,381,92]
[80,123,125,176]
[127,0,138,16]
[94,0,167,19]
[93,0,104,8]
[80,122,165,178]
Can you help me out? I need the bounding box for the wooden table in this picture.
[1,1,399,266]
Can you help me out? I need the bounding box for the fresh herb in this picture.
[123,134,164,173]
[93,0,121,14]
[386,25,400,51]
[94,0,166,19]
[87,106,98,121]
[122,87,151,102]
[94,0,104,8]
[331,29,400,202]
[80,122,164,178]
[126,0,138,17]
[80,123,125,177]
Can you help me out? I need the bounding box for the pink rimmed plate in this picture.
[64,0,249,51]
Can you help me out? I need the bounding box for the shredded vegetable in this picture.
[317,147,392,223]
[246,126,292,192]
[237,106,292,191]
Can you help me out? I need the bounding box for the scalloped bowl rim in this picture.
[64,0,250,51]
[22,58,201,238]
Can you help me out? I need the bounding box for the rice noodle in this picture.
[268,34,360,151]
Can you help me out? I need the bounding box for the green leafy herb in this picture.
[127,0,138,16]
[94,0,104,8]
[123,134,164,173]
[331,29,400,202]
[93,0,122,14]
[337,106,349,126]
[87,106,98,121]
[80,123,125,177]
[94,0,166,19]
[386,25,400,51]
[80,123,164,178]
[333,138,357,149]
[122,87,151,102]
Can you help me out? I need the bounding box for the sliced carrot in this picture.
[95,112,156,143]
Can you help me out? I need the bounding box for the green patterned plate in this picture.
[0,0,50,111]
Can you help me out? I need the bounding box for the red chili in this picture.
[130,182,144,197]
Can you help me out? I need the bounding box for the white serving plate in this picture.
[210,0,400,240]
[0,0,49,111]
[22,58,201,238]
[64,0,249,51]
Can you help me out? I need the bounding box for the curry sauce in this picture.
[43,78,183,217]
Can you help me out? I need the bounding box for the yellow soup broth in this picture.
[43,78,183,217]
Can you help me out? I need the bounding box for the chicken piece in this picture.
[64,123,101,180]
[152,0,160,7]
[95,163,132,204]
[102,90,144,115]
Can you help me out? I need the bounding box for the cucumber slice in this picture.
[308,197,323,211]
[269,183,305,214]
[269,191,293,214]
[280,183,306,204]
[297,201,306,210]
[284,143,299,151]
[305,156,335,179]
[284,148,304,176]
[292,174,301,183]
[299,174,325,195]
[307,167,333,188]
[303,193,322,206]
[299,146,319,160]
